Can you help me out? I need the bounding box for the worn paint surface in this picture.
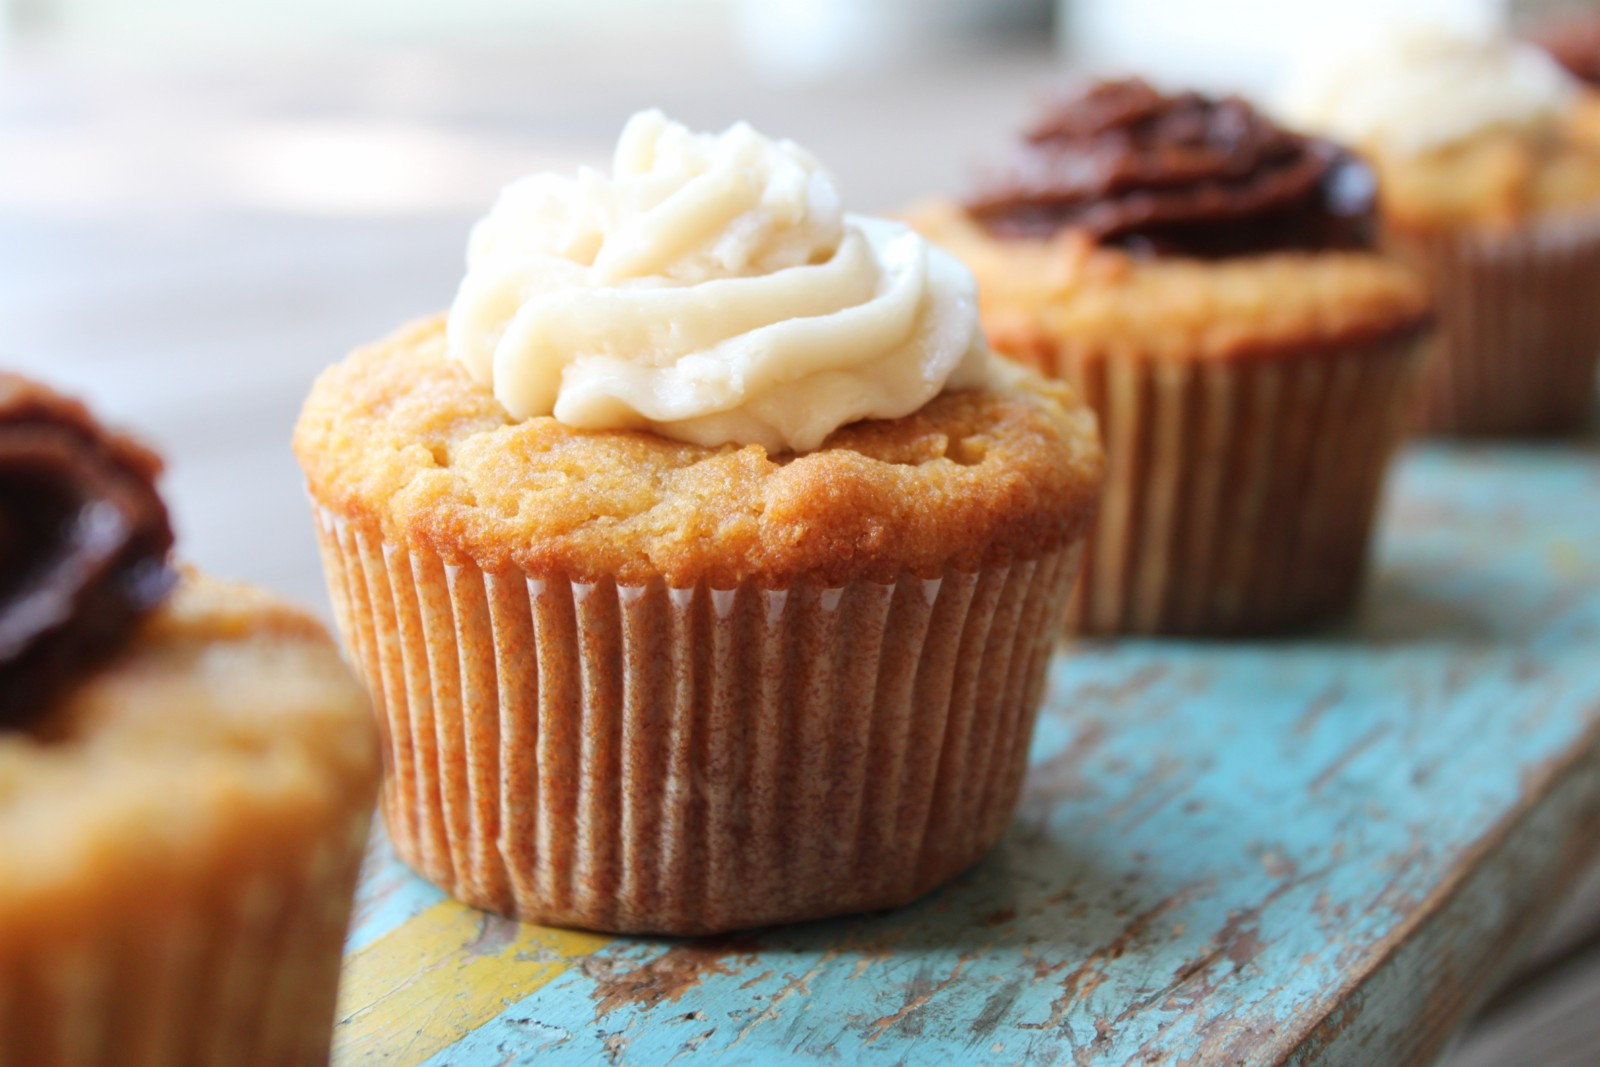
[335,440,1600,1066]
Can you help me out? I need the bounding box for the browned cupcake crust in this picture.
[1371,127,1600,231]
[0,568,377,912]
[0,566,376,844]
[0,570,379,1065]
[294,316,1104,590]
[908,199,1432,364]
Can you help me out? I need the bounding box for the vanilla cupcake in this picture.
[0,375,379,1066]
[1284,26,1600,434]
[295,111,1103,935]
[911,80,1431,635]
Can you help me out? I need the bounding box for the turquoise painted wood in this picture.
[336,437,1600,1066]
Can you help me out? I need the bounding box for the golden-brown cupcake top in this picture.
[908,199,1431,362]
[0,571,378,911]
[295,316,1103,589]
[1367,129,1600,230]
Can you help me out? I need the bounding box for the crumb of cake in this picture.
[294,316,1105,589]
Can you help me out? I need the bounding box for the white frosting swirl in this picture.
[447,109,994,453]
[1280,26,1578,156]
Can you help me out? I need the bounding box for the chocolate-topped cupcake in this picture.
[911,79,1432,635]
[0,375,379,1065]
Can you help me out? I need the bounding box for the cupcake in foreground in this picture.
[1283,26,1600,435]
[910,80,1431,635]
[295,110,1103,935]
[0,375,379,1065]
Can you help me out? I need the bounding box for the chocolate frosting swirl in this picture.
[966,79,1376,257]
[0,375,175,728]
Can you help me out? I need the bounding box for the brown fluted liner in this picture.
[1043,333,1426,635]
[0,809,372,1067]
[313,506,1081,935]
[1393,214,1600,436]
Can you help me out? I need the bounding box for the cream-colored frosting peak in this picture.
[1280,26,1577,156]
[447,109,994,453]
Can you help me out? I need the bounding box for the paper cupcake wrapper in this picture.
[1395,214,1600,436]
[313,506,1081,935]
[0,808,371,1067]
[1053,333,1425,635]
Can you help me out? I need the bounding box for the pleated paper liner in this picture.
[0,807,372,1067]
[1393,212,1600,436]
[1024,330,1427,636]
[313,506,1082,935]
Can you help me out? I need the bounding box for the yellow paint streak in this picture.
[333,901,613,1064]
[1549,540,1583,578]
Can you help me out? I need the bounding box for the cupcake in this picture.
[1283,26,1600,435]
[0,375,379,1065]
[910,80,1432,635]
[294,110,1103,935]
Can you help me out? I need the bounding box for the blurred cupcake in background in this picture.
[1283,25,1600,435]
[0,374,379,1066]
[910,79,1431,635]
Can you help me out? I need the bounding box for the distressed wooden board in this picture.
[333,438,1600,1066]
